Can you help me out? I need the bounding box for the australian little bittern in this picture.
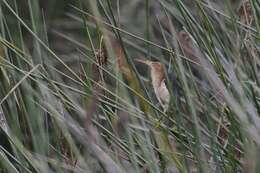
[135,59,172,111]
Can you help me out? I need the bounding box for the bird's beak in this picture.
[134,59,152,67]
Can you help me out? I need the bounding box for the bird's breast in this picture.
[157,80,170,104]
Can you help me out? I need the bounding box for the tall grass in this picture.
[0,0,259,172]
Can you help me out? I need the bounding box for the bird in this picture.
[135,59,171,111]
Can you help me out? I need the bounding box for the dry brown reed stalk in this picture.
[80,81,124,173]
[92,45,108,82]
[111,39,133,81]
[114,110,130,138]
[237,0,252,23]
[177,30,226,103]
[112,110,130,162]
[84,82,104,143]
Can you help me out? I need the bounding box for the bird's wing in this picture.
[158,80,170,107]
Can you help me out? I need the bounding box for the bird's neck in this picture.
[150,70,165,88]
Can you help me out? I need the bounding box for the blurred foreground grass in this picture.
[0,0,259,172]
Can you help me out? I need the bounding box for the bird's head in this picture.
[135,59,165,79]
[135,59,165,85]
[149,61,164,74]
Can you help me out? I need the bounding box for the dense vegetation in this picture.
[0,0,259,172]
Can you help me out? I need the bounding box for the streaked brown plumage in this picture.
[135,59,170,111]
